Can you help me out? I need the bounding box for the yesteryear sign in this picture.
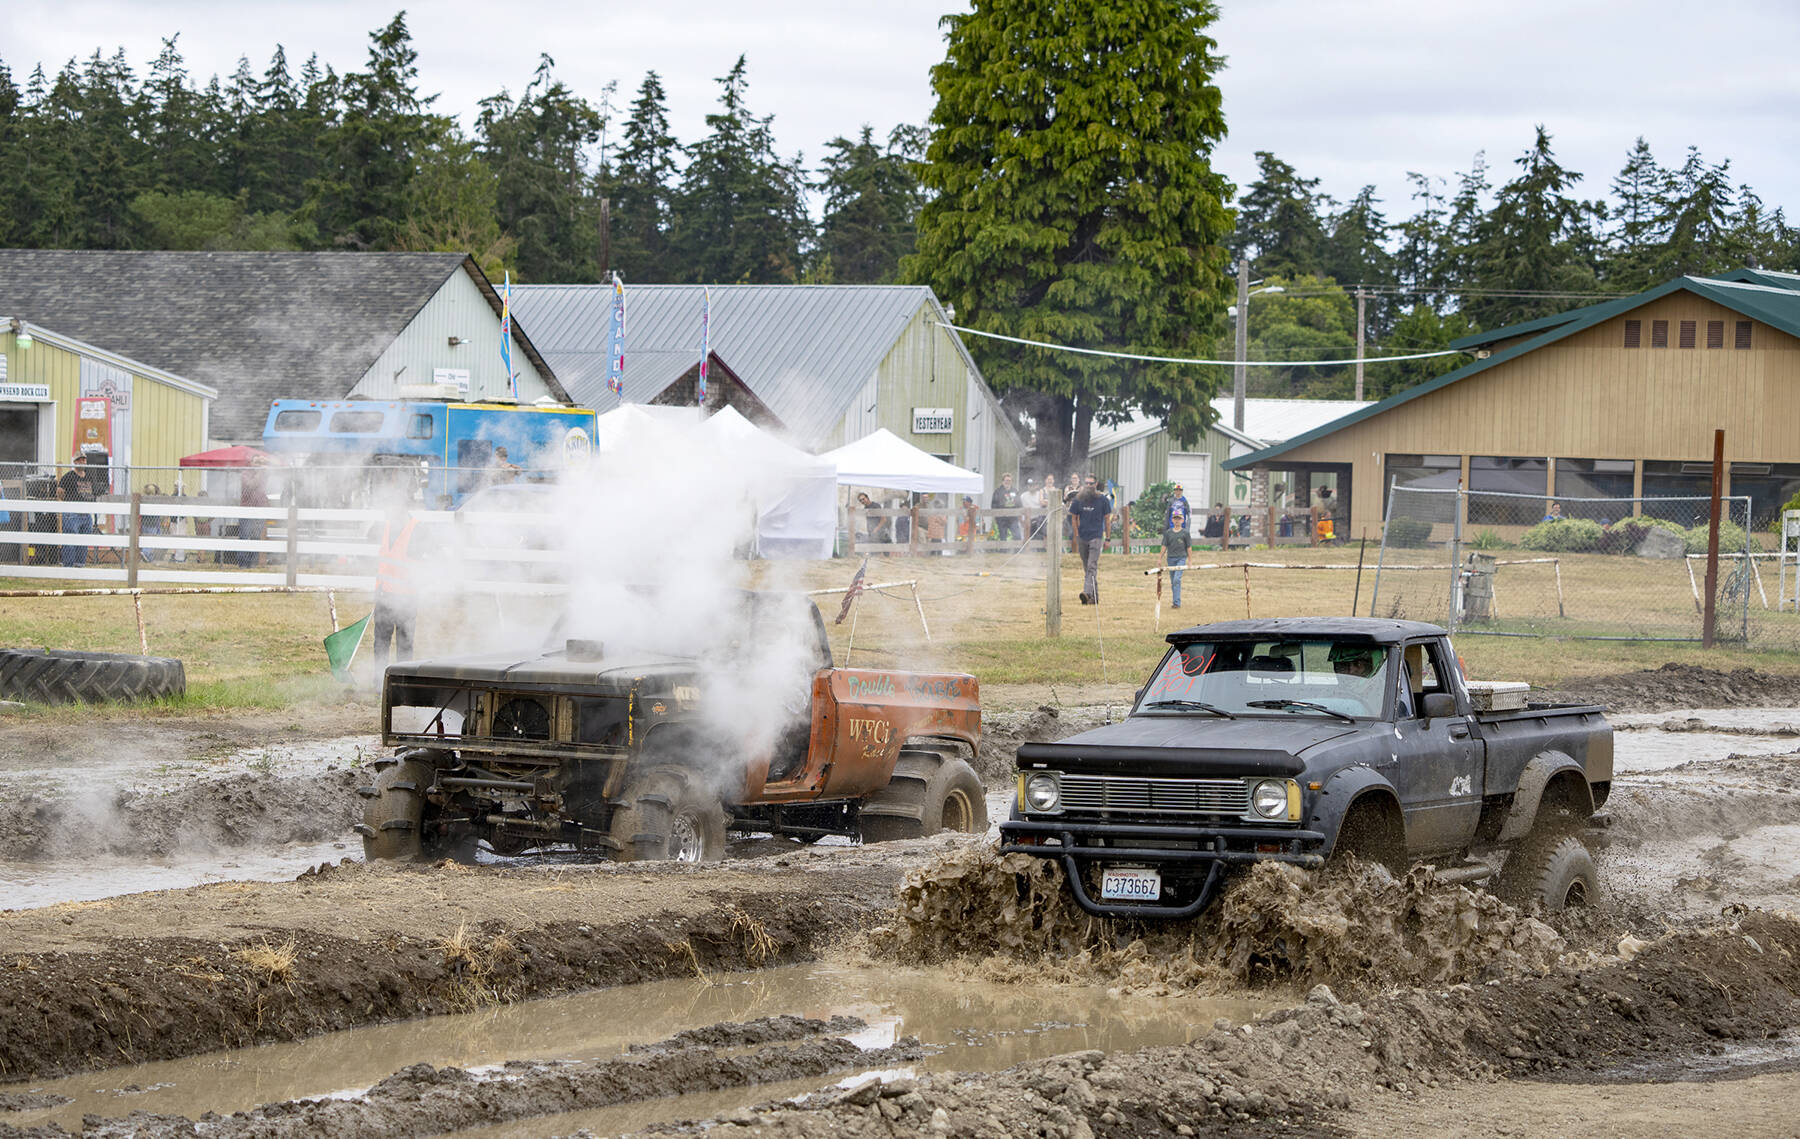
[912,407,954,434]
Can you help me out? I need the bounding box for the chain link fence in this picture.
[1367,486,1800,649]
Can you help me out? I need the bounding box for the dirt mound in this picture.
[872,846,1565,994]
[974,705,1109,783]
[0,768,363,861]
[1546,662,1800,713]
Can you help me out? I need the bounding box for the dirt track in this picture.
[4,665,1800,1136]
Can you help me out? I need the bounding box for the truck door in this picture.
[1384,640,1484,856]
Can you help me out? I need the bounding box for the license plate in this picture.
[1100,867,1161,901]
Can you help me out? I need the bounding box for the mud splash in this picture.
[874,846,1566,994]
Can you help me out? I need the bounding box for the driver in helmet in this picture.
[1329,643,1382,679]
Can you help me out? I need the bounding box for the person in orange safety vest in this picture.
[372,506,418,667]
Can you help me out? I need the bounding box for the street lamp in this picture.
[1231,260,1283,432]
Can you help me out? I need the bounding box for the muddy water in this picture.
[1612,707,1800,774]
[0,839,356,909]
[6,962,1268,1134]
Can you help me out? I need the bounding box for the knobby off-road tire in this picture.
[859,748,988,843]
[356,753,440,862]
[1334,798,1405,872]
[0,648,185,704]
[1501,833,1597,912]
[609,766,727,863]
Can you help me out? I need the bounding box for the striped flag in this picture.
[499,270,516,398]
[606,273,626,398]
[697,287,711,405]
[835,556,869,624]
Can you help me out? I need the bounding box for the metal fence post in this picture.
[1447,483,1465,631]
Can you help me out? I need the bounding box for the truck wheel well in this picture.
[1536,770,1594,832]
[1335,793,1404,870]
[900,736,974,762]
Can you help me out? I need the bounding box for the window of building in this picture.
[1641,460,1714,523]
[1382,454,1460,517]
[1736,321,1753,349]
[1468,456,1547,524]
[1555,459,1635,521]
[1728,462,1800,530]
[329,411,386,434]
[1623,320,1641,348]
[273,409,321,432]
[1650,320,1669,348]
[1678,320,1696,348]
[1707,320,1725,349]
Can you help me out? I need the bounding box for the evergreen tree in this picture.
[1652,146,1740,278]
[1238,275,1356,398]
[0,60,21,244]
[1372,304,1471,400]
[477,55,603,282]
[1321,185,1396,334]
[606,70,679,281]
[815,124,924,283]
[1438,152,1490,295]
[141,37,213,194]
[906,0,1235,474]
[1394,171,1449,303]
[1463,127,1597,327]
[1602,136,1662,289]
[398,118,512,274]
[1231,151,1327,279]
[670,56,811,285]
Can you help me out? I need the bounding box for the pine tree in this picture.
[1231,151,1327,279]
[477,55,603,282]
[1652,146,1740,278]
[306,12,431,250]
[1603,137,1662,290]
[815,124,924,283]
[1321,185,1396,334]
[1463,128,1597,328]
[1439,152,1490,296]
[1394,172,1449,305]
[906,0,1235,473]
[606,70,679,281]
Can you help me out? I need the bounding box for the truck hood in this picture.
[388,647,699,689]
[1016,715,1360,777]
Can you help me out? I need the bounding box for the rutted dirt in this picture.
[1542,661,1800,713]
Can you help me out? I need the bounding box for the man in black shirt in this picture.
[1068,474,1112,604]
[990,473,1022,546]
[57,453,97,568]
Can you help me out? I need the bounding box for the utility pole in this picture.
[598,197,612,280]
[1233,259,1249,432]
[1354,288,1367,401]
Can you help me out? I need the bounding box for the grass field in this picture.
[3,544,1798,715]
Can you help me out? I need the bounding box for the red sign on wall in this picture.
[74,395,112,456]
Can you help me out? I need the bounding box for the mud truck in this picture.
[1000,618,1613,918]
[359,593,986,862]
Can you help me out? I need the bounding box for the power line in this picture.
[933,322,1464,368]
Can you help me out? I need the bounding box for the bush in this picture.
[1684,520,1749,555]
[1470,528,1508,550]
[1385,517,1433,548]
[1518,518,1603,552]
[1133,481,1179,538]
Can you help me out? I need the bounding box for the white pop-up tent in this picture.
[699,407,837,559]
[820,428,984,495]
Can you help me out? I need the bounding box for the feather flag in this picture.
[606,273,626,398]
[499,270,516,398]
[697,287,711,406]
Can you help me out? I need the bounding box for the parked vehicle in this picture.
[1001,617,1613,918]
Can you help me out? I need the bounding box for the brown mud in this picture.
[1542,661,1800,713]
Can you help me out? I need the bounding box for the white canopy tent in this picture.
[820,428,984,495]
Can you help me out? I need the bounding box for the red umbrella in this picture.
[178,445,269,468]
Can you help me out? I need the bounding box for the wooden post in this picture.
[1046,506,1063,637]
[912,581,932,641]
[133,593,147,654]
[285,496,300,588]
[126,492,142,589]
[964,502,978,555]
[846,505,858,557]
[1703,428,1725,648]
[909,504,921,557]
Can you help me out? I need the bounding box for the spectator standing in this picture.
[237,455,270,568]
[1165,482,1192,535]
[990,473,1022,545]
[56,453,97,568]
[1202,502,1226,541]
[1069,473,1113,604]
[372,504,419,667]
[1313,487,1338,544]
[1163,496,1192,609]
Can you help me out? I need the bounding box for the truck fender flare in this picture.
[1310,766,1403,856]
[1496,751,1595,844]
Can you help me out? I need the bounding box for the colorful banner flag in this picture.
[606,273,626,398]
[697,287,711,406]
[499,270,516,398]
[835,556,869,624]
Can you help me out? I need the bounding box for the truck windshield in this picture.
[1136,639,1388,719]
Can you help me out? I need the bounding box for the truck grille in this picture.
[1058,774,1249,816]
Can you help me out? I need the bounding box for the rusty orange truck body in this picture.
[360,593,984,862]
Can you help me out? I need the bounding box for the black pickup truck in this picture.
[999,618,1613,919]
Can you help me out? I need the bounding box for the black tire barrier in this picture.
[0,648,186,705]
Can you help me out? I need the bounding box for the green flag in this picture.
[324,614,372,681]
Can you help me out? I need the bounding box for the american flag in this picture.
[835,556,869,624]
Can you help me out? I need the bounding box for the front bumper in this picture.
[999,817,1327,919]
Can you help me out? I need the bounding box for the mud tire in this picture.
[609,767,726,863]
[1501,833,1597,912]
[859,749,988,843]
[1333,797,1405,871]
[357,753,439,862]
[0,648,185,705]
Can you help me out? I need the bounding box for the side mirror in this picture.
[1133,686,1146,705]
[1421,692,1457,720]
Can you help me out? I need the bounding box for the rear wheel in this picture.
[357,752,440,862]
[859,748,988,843]
[608,767,726,863]
[1500,833,1597,911]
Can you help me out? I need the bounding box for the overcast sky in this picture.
[10,1,1800,230]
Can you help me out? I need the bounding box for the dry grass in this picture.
[728,905,779,965]
[230,937,298,984]
[668,938,712,985]
[436,921,518,1009]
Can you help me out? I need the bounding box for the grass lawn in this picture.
[2,545,1797,715]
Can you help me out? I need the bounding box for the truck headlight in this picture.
[1024,773,1061,813]
[1250,779,1289,819]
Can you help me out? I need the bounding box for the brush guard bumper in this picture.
[999,818,1327,920]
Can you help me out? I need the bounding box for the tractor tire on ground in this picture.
[859,748,988,843]
[608,767,726,863]
[0,648,185,705]
[1500,833,1598,912]
[355,753,439,862]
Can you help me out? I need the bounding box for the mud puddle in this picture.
[0,838,355,909]
[1612,707,1800,774]
[3,961,1267,1134]
[0,734,374,799]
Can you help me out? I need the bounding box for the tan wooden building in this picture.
[1224,269,1800,534]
